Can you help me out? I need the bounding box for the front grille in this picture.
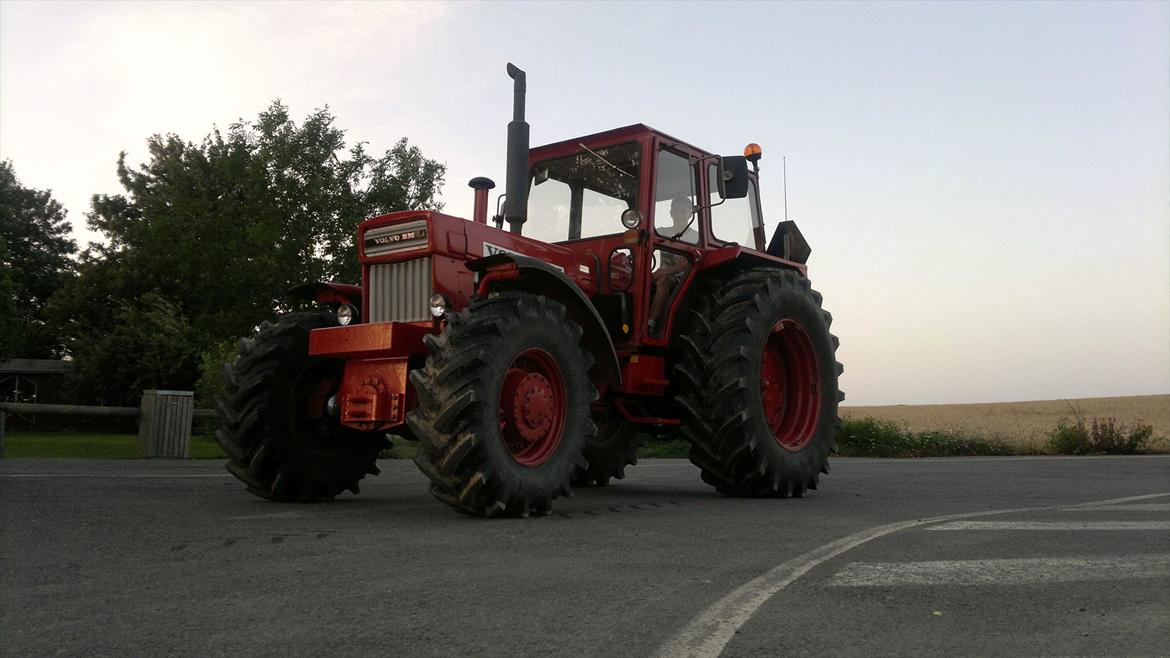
[367,257,432,323]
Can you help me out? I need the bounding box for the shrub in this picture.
[195,338,238,407]
[1047,416,1091,454]
[1046,408,1155,455]
[836,417,1013,458]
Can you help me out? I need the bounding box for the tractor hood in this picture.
[357,211,599,302]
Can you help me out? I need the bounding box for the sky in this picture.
[1,0,1167,405]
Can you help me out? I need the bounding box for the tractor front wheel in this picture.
[214,312,386,501]
[407,293,597,517]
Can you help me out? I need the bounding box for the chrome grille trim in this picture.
[367,257,432,323]
[363,220,429,257]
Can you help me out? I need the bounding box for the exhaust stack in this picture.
[503,63,529,234]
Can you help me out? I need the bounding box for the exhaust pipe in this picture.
[503,63,529,234]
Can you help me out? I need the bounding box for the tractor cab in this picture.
[520,125,769,347]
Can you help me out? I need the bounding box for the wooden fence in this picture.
[0,394,215,458]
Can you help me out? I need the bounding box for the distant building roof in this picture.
[0,359,73,375]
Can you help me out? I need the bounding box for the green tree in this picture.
[46,100,445,403]
[0,238,17,360]
[66,293,199,405]
[0,160,78,360]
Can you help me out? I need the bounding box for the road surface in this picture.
[2,456,1168,656]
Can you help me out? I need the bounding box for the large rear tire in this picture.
[214,312,386,501]
[407,293,597,517]
[675,268,843,497]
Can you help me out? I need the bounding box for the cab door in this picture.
[642,141,704,346]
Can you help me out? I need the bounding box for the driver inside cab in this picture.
[648,196,697,334]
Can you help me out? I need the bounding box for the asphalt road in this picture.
[2,456,1168,657]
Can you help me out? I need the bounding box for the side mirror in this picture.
[717,156,750,200]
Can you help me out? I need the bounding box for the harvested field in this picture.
[840,394,1169,452]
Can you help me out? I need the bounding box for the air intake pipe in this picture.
[503,63,529,234]
[468,177,495,224]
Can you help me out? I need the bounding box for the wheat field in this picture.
[840,394,1170,451]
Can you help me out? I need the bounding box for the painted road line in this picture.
[1062,503,1170,512]
[634,455,1170,465]
[0,473,233,478]
[927,520,1170,531]
[1073,493,1170,508]
[654,491,1170,658]
[829,554,1170,587]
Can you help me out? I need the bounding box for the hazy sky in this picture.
[2,1,1167,405]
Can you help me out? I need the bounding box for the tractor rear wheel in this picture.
[572,409,647,487]
[675,268,843,497]
[215,312,386,501]
[407,292,597,517]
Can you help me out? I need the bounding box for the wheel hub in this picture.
[761,319,821,451]
[514,373,555,440]
[498,348,567,467]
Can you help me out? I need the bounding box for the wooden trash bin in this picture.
[138,390,193,458]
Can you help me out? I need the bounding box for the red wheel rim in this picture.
[498,348,567,467]
[760,319,821,451]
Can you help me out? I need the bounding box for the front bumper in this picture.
[308,322,432,431]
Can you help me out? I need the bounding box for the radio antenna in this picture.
[782,156,788,222]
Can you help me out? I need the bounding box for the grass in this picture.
[638,438,690,459]
[6,394,1166,460]
[383,438,417,460]
[2,432,227,459]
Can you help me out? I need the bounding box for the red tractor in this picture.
[215,64,843,517]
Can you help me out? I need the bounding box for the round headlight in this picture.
[429,293,448,318]
[336,304,357,326]
[621,208,643,229]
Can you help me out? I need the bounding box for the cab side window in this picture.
[708,162,761,249]
[654,149,699,245]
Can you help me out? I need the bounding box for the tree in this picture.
[0,160,77,360]
[0,238,18,360]
[46,101,446,403]
[66,293,199,405]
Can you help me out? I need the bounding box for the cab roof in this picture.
[529,124,714,161]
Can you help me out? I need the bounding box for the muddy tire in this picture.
[215,312,386,501]
[675,268,843,497]
[572,409,648,487]
[407,293,597,517]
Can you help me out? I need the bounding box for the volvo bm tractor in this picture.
[215,64,843,517]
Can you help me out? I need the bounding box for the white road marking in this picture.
[802,455,1169,464]
[654,491,1170,658]
[1061,503,1170,512]
[928,520,1170,531]
[637,456,1170,465]
[230,511,305,521]
[0,474,232,478]
[829,554,1170,587]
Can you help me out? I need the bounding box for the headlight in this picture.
[621,208,643,229]
[429,293,448,318]
[337,304,358,326]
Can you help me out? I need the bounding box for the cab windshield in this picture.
[524,141,641,244]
